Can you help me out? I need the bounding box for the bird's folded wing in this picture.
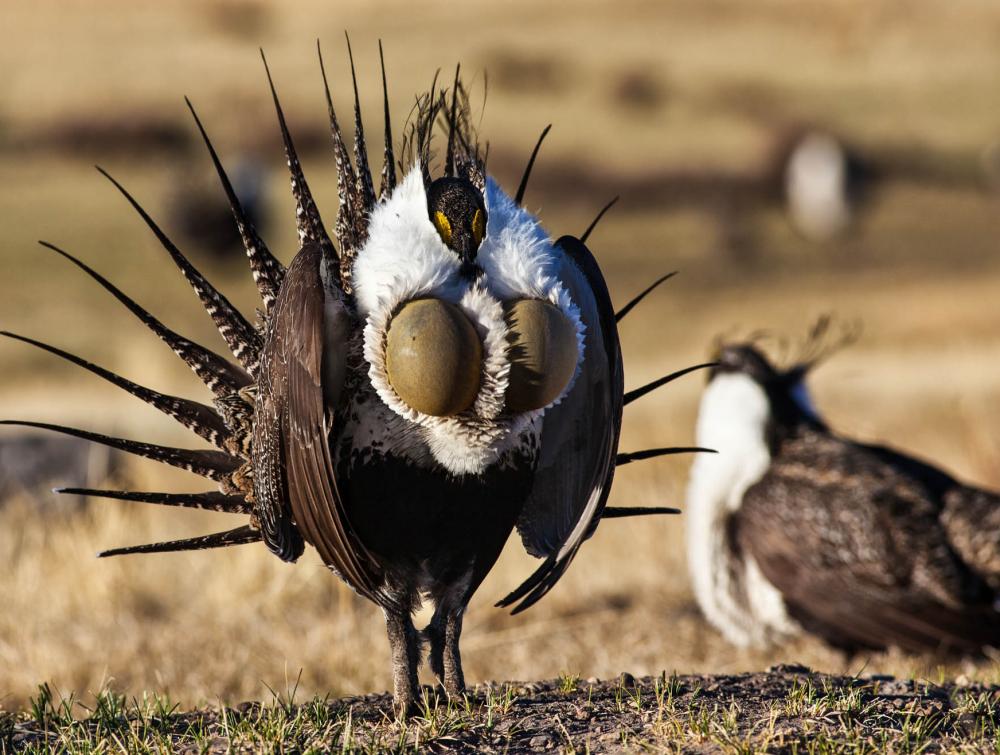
[498,235,623,614]
[942,485,1000,588]
[255,243,386,607]
[736,453,1000,653]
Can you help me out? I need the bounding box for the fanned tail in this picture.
[10,47,413,560]
[98,525,261,558]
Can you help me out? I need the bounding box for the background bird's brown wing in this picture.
[942,485,1000,590]
[497,235,623,614]
[735,433,1000,653]
[254,243,386,607]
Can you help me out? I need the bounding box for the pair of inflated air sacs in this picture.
[385,297,578,417]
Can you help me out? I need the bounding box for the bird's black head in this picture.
[710,343,821,431]
[427,177,487,272]
[711,343,780,386]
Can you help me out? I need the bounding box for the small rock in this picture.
[768,663,812,675]
[494,719,514,733]
[235,701,261,717]
[529,733,553,749]
[620,673,637,688]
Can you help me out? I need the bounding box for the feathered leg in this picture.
[426,580,469,699]
[384,608,420,715]
[427,604,466,698]
[443,611,465,696]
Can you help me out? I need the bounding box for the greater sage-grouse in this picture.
[2,43,705,712]
[686,332,1000,655]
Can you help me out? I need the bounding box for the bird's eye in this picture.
[471,209,486,246]
[433,211,453,246]
[385,298,482,417]
[504,299,578,413]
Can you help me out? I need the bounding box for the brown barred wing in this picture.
[736,434,1000,654]
[253,243,387,606]
[942,484,1000,591]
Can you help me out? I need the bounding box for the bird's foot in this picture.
[391,687,422,719]
[442,669,466,700]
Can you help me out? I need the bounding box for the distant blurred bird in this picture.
[2,42,700,713]
[780,129,874,243]
[168,156,270,258]
[686,327,1000,655]
[0,433,119,509]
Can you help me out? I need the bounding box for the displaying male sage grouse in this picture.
[1,43,701,713]
[686,330,1000,656]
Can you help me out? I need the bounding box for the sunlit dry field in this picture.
[1,0,999,720]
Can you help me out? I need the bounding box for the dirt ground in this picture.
[6,667,1000,753]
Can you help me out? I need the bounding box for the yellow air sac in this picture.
[504,299,578,413]
[385,299,482,417]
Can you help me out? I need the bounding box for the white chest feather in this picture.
[347,166,582,476]
[685,373,796,646]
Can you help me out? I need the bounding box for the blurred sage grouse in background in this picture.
[686,324,1000,656]
[1,41,702,713]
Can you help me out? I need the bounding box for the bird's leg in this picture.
[383,608,420,716]
[426,609,446,687]
[427,604,466,698]
[442,607,466,697]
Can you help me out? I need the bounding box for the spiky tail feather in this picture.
[623,362,717,406]
[261,50,336,258]
[602,506,681,518]
[57,488,251,514]
[0,420,241,483]
[615,271,676,323]
[98,525,261,558]
[616,447,716,467]
[185,97,285,313]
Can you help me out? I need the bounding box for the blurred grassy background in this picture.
[1,0,999,709]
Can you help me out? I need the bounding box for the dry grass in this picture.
[1,0,1000,719]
